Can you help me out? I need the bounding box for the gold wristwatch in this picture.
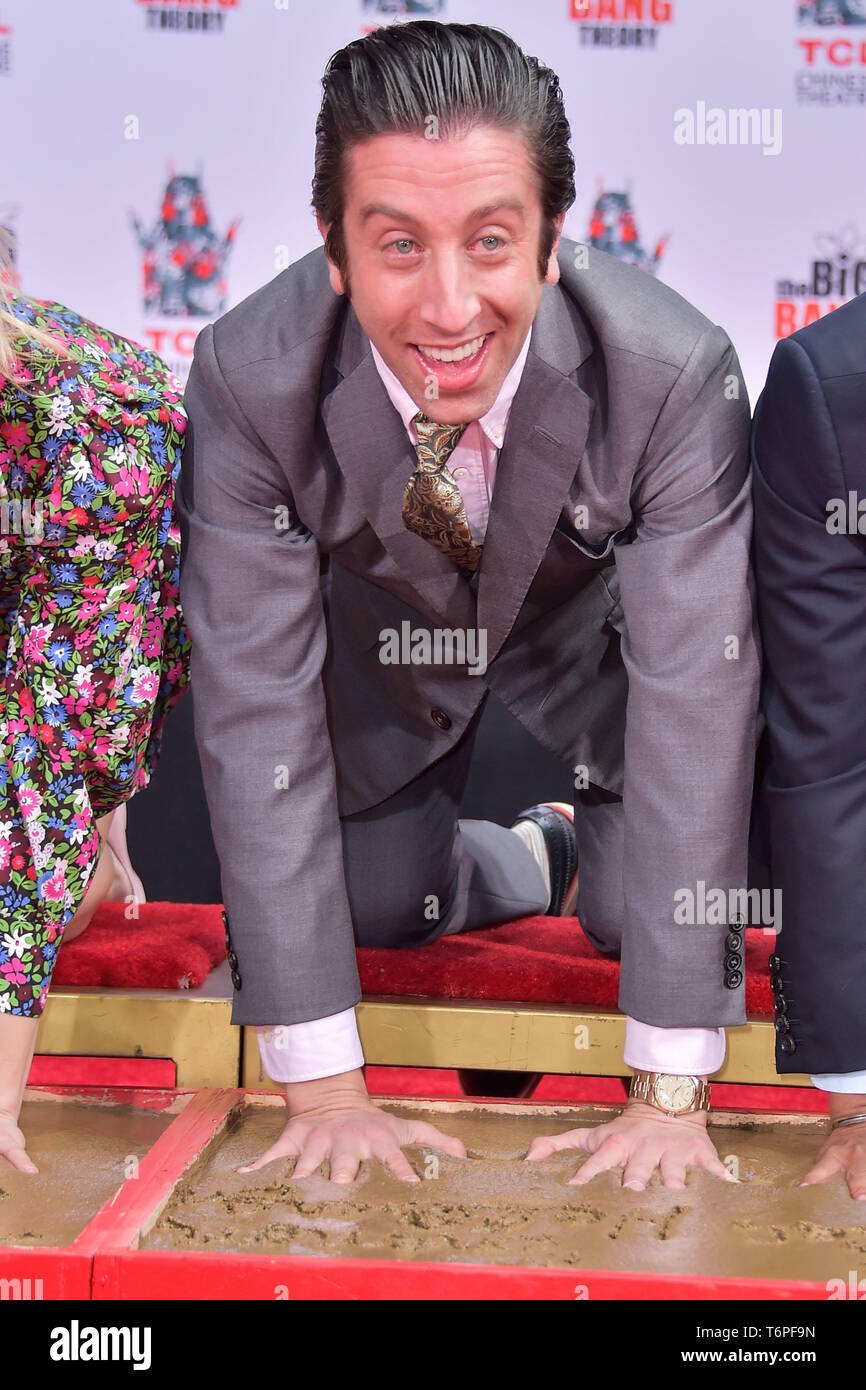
[629,1071,711,1117]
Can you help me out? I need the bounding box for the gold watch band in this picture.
[629,1071,712,1116]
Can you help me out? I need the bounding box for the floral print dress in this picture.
[0,296,191,1016]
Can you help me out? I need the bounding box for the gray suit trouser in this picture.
[340,694,625,955]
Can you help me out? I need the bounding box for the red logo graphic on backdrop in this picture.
[774,226,866,337]
[131,168,240,318]
[570,0,673,49]
[587,183,669,274]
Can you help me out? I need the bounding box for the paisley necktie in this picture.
[402,411,483,572]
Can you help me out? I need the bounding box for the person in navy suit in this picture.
[752,290,866,1200]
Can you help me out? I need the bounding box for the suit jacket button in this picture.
[768,954,782,973]
[780,1034,797,1055]
[228,950,239,971]
[724,969,743,989]
[773,996,789,1015]
[774,1015,791,1034]
[231,969,242,989]
[724,951,742,972]
[771,975,785,994]
[726,931,743,952]
[431,708,452,731]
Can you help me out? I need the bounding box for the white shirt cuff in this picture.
[810,1070,866,1094]
[623,1017,726,1076]
[255,1007,365,1084]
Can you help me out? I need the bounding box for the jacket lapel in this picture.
[321,277,595,656]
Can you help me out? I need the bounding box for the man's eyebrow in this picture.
[359,200,527,226]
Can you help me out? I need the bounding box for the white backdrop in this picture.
[0,0,863,406]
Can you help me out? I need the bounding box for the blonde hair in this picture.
[0,226,74,393]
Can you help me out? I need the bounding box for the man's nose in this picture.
[417,253,483,336]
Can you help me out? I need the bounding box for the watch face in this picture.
[653,1075,697,1112]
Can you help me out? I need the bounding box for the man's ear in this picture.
[543,212,567,285]
[316,211,346,296]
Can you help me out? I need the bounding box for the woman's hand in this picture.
[0,1108,38,1174]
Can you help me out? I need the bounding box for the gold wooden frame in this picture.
[37,980,239,1090]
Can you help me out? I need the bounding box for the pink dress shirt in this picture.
[256,326,726,1084]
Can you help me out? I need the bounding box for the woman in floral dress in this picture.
[0,258,191,1172]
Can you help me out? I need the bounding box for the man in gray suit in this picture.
[178,21,758,1190]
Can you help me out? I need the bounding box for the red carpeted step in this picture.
[358,915,776,1017]
[54,904,777,1019]
[52,902,227,991]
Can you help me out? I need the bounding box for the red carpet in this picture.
[52,903,226,991]
[54,902,777,1018]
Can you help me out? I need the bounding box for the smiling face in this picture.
[316,124,565,425]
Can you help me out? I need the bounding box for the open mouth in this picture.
[415,334,488,363]
[410,333,493,386]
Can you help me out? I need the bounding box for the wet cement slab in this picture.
[0,1098,173,1247]
[139,1102,866,1279]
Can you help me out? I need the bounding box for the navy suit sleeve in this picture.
[752,333,866,1074]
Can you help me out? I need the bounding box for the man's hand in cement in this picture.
[525,1100,738,1190]
[236,1069,466,1183]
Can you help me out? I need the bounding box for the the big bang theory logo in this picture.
[796,0,866,104]
[134,0,240,34]
[774,226,866,338]
[570,0,674,51]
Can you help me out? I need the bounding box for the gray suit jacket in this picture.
[177,236,759,1030]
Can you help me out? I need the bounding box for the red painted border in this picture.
[91,1249,830,1301]
[88,1089,833,1302]
[0,1085,202,1300]
[0,1248,92,1300]
[26,1083,192,1111]
[73,1087,243,1254]
[1,1086,841,1301]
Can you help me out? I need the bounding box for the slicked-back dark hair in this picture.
[311,21,575,293]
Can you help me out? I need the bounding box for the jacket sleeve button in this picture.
[780,1034,797,1055]
[724,969,743,989]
